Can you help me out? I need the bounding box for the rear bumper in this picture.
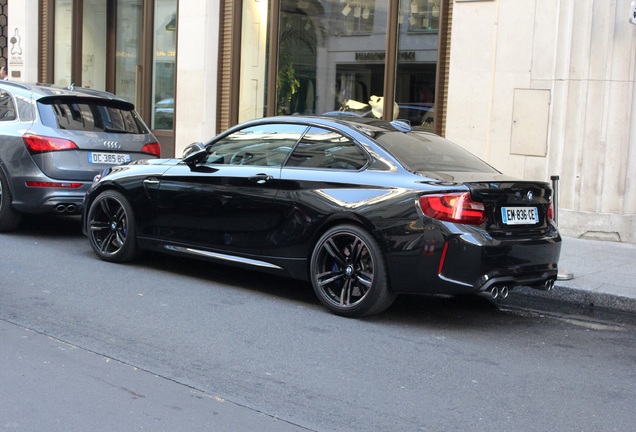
[385,226,562,295]
[441,234,561,291]
[9,176,90,215]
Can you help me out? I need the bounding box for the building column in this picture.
[7,0,38,82]
[174,0,221,155]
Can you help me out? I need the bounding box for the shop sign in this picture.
[355,51,416,62]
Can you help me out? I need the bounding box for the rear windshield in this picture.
[37,97,149,134]
[374,130,499,174]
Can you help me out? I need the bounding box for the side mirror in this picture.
[182,142,207,165]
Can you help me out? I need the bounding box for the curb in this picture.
[514,284,636,315]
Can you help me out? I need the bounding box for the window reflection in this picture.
[341,0,374,34]
[54,0,72,86]
[239,0,270,123]
[236,0,440,128]
[115,0,143,106]
[82,0,107,89]
[396,0,437,129]
[152,0,177,130]
[404,0,441,32]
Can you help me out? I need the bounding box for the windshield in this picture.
[374,130,499,174]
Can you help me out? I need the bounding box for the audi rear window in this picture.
[37,97,148,134]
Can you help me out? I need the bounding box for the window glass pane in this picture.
[239,0,271,123]
[115,0,143,105]
[405,0,440,32]
[0,91,16,121]
[54,0,73,86]
[395,0,438,130]
[287,126,367,170]
[82,0,107,90]
[37,98,148,133]
[206,124,306,166]
[276,1,387,119]
[152,0,177,130]
[374,131,498,173]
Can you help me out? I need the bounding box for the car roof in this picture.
[237,114,411,131]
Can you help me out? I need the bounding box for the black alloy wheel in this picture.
[87,190,139,262]
[310,224,396,317]
[0,170,22,232]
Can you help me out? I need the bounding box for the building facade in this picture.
[446,0,636,243]
[5,0,636,243]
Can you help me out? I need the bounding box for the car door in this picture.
[154,123,307,257]
[263,125,376,259]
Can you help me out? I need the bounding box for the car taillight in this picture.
[141,142,161,157]
[23,135,78,154]
[547,202,554,222]
[418,192,487,225]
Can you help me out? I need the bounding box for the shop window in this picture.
[151,1,177,130]
[234,0,441,130]
[340,1,374,34]
[404,0,440,32]
[115,0,144,107]
[54,0,72,86]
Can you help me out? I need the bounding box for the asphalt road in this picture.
[1,215,635,431]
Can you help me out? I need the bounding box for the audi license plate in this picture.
[89,152,131,164]
[501,207,538,225]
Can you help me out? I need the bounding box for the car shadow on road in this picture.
[135,250,524,329]
[9,214,84,237]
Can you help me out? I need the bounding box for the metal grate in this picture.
[0,0,7,69]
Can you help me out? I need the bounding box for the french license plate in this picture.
[501,207,538,225]
[89,152,131,164]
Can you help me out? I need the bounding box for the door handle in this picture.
[248,174,273,184]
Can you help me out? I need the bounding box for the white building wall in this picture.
[446,0,636,243]
[174,0,221,156]
[7,0,39,82]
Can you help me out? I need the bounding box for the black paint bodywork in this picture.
[83,116,561,296]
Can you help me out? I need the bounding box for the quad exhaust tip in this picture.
[55,204,78,214]
[490,285,510,299]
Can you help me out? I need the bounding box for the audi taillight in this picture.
[141,142,161,157]
[547,202,554,222]
[23,135,78,154]
[418,192,487,225]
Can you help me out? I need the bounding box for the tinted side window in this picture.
[286,126,368,170]
[205,123,306,166]
[38,98,148,134]
[0,91,16,121]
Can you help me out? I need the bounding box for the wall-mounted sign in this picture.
[355,51,416,62]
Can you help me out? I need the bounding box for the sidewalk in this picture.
[517,236,636,314]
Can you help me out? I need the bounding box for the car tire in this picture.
[87,189,139,262]
[0,169,22,232]
[310,224,396,317]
